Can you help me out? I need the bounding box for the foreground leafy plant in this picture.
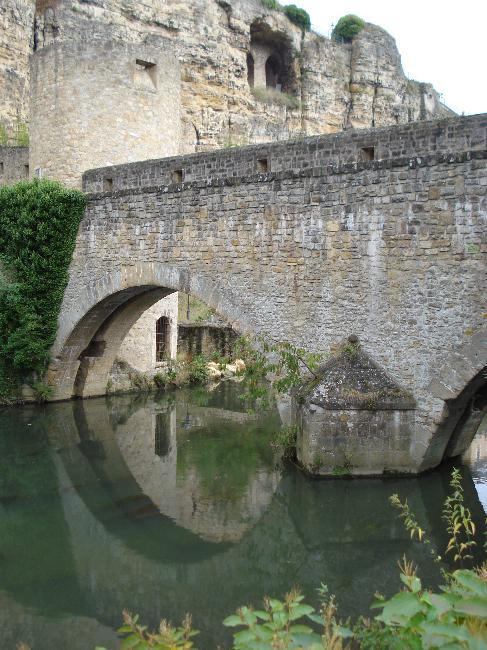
[99,610,198,650]
[223,589,326,649]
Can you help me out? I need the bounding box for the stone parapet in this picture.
[82,114,486,193]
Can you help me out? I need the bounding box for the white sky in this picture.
[297,0,486,116]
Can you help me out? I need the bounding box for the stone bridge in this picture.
[47,114,487,474]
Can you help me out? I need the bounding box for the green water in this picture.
[0,384,485,650]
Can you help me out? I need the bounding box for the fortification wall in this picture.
[83,114,486,192]
[0,0,454,186]
[30,38,180,187]
[31,0,451,152]
[0,146,29,185]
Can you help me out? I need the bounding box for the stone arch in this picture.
[47,262,249,401]
[421,325,487,470]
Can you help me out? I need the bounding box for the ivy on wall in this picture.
[0,179,86,398]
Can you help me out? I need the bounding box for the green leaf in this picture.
[453,570,487,597]
[254,610,271,621]
[289,604,314,620]
[453,597,487,618]
[120,635,142,650]
[289,624,313,634]
[334,624,354,638]
[427,594,454,616]
[223,614,243,627]
[234,629,257,644]
[400,573,422,593]
[376,591,424,625]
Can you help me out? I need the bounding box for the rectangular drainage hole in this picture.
[103,178,113,191]
[257,158,268,172]
[361,147,375,161]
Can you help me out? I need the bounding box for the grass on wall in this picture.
[0,179,86,399]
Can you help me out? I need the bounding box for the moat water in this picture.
[0,384,485,650]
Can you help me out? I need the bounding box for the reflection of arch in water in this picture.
[48,397,229,563]
[107,392,282,543]
[4,396,485,649]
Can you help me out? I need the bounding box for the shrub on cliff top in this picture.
[260,1,311,32]
[283,4,310,31]
[0,179,85,397]
[332,14,365,42]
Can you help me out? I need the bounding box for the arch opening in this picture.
[72,286,174,399]
[249,20,297,94]
[442,368,487,460]
[265,53,282,90]
[48,268,244,402]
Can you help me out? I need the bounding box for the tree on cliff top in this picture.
[332,14,365,42]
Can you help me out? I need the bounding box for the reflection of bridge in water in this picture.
[1,391,486,650]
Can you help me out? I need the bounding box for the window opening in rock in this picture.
[257,158,268,172]
[156,316,169,362]
[23,164,29,177]
[265,54,282,90]
[134,59,157,90]
[103,178,113,192]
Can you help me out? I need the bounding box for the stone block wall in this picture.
[177,323,239,361]
[83,114,486,193]
[0,146,29,185]
[118,292,178,373]
[2,0,454,184]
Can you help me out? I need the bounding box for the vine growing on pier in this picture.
[0,179,85,399]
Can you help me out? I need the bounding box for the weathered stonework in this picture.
[178,322,238,360]
[118,292,178,371]
[29,39,181,187]
[2,0,454,184]
[0,146,29,185]
[296,340,417,476]
[46,114,486,475]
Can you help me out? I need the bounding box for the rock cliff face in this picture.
[1,0,453,160]
[0,0,34,143]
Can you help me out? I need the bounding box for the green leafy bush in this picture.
[270,424,298,460]
[154,360,179,388]
[0,180,86,398]
[187,355,209,384]
[332,15,365,42]
[283,4,311,31]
